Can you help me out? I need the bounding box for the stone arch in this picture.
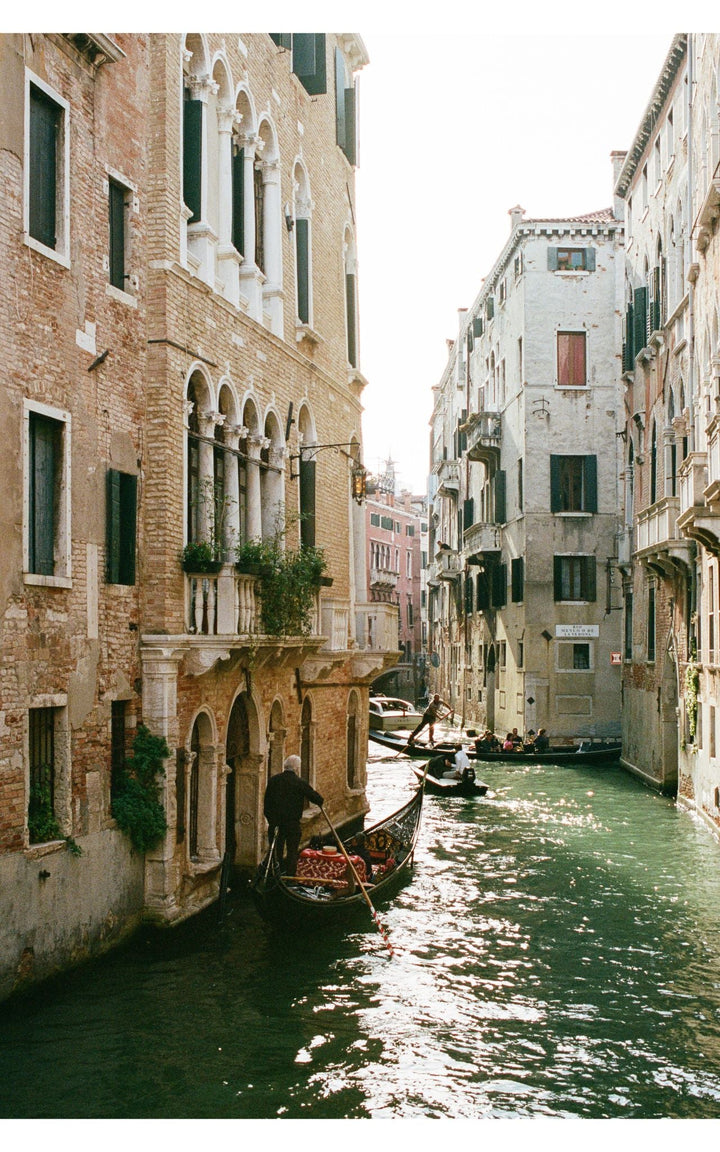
[292,158,313,326]
[226,686,266,867]
[255,115,283,333]
[300,695,315,785]
[267,698,286,782]
[185,366,216,545]
[297,403,317,548]
[261,407,285,540]
[185,709,221,866]
[240,395,263,542]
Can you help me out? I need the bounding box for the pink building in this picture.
[365,473,426,671]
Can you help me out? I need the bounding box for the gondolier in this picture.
[263,755,323,876]
[407,693,453,747]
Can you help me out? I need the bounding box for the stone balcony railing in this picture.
[432,458,459,497]
[706,414,720,505]
[435,549,461,580]
[355,602,399,653]
[463,520,501,559]
[369,565,399,589]
[678,451,708,519]
[465,411,502,465]
[678,451,720,556]
[635,495,693,574]
[186,568,262,636]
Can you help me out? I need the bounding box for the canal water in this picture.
[2,749,720,1120]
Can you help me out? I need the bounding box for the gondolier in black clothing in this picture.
[263,755,324,875]
[407,693,453,747]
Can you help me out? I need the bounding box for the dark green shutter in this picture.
[554,556,563,601]
[231,146,244,255]
[463,497,474,531]
[486,297,494,320]
[183,95,203,223]
[465,573,474,614]
[119,473,137,585]
[492,562,507,608]
[585,557,597,602]
[476,571,490,611]
[473,316,483,338]
[550,456,562,513]
[335,48,346,150]
[344,84,357,165]
[547,247,559,271]
[633,286,647,351]
[29,84,59,249]
[346,273,357,367]
[292,34,327,95]
[29,414,58,575]
[109,180,125,290]
[585,247,596,271]
[511,557,524,602]
[494,469,506,523]
[299,457,316,548]
[107,469,121,583]
[584,455,598,513]
[296,217,309,324]
[270,34,292,49]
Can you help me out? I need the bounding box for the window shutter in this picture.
[465,573,474,615]
[623,303,635,370]
[335,48,346,150]
[109,180,125,290]
[492,562,507,608]
[463,497,474,531]
[119,472,137,585]
[183,96,203,223]
[296,217,310,324]
[29,414,58,575]
[292,34,327,95]
[550,456,562,513]
[494,469,506,523]
[633,286,647,351]
[106,469,121,584]
[231,146,244,255]
[344,84,357,165]
[585,247,596,271]
[476,571,490,611]
[346,272,357,367]
[511,556,524,602]
[486,297,494,320]
[29,84,59,249]
[584,455,598,513]
[472,316,483,338]
[553,556,563,601]
[299,457,316,548]
[270,34,292,49]
[586,557,597,602]
[547,247,559,271]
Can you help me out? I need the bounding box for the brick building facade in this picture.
[0,32,398,1002]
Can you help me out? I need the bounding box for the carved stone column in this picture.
[217,105,242,306]
[262,443,285,539]
[140,645,183,917]
[234,751,266,867]
[261,158,284,336]
[245,434,264,542]
[237,132,263,319]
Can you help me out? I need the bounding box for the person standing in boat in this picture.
[263,755,324,876]
[534,729,550,752]
[407,693,453,747]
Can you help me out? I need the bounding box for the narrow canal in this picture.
[2,749,720,1119]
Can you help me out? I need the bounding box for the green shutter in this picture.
[299,457,316,548]
[473,316,483,338]
[585,247,596,271]
[584,455,598,513]
[492,562,507,608]
[586,557,597,602]
[231,146,245,255]
[335,48,346,150]
[29,84,59,249]
[109,180,125,290]
[344,84,357,165]
[270,34,292,49]
[29,414,58,576]
[346,273,357,367]
[463,497,474,531]
[465,573,474,614]
[292,34,327,95]
[553,556,563,601]
[511,556,524,602]
[106,469,121,583]
[119,473,137,585]
[547,247,559,271]
[633,286,647,351]
[550,456,562,513]
[296,217,309,324]
[183,96,203,223]
[494,470,506,523]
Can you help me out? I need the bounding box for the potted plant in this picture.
[234,538,274,576]
[181,540,224,573]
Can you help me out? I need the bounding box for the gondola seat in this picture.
[295,848,367,891]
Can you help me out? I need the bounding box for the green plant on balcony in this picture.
[235,532,328,636]
[181,539,224,573]
[112,725,169,852]
[182,479,235,572]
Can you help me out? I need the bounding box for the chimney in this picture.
[509,205,525,231]
[611,151,628,221]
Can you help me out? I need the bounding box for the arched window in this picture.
[343,227,359,368]
[293,161,313,328]
[268,699,285,780]
[297,404,317,549]
[261,410,285,540]
[256,118,283,335]
[185,369,215,547]
[187,712,219,865]
[300,697,314,785]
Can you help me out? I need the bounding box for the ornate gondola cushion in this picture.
[296,848,367,886]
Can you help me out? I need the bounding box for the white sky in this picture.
[355,30,674,494]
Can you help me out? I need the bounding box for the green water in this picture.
[1,753,720,1119]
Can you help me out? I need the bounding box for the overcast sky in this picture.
[354,31,674,494]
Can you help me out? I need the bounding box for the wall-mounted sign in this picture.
[555,625,600,638]
[610,652,622,665]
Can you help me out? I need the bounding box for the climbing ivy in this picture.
[112,725,169,852]
[684,663,700,742]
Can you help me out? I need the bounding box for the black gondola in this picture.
[251,783,425,924]
[411,759,489,797]
[369,729,621,765]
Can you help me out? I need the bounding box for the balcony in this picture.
[433,458,459,497]
[705,413,720,506]
[186,568,261,636]
[635,496,693,575]
[692,177,720,254]
[370,565,399,590]
[678,451,720,555]
[463,521,501,562]
[465,411,502,465]
[435,548,461,580]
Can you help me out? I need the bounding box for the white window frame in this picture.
[24,69,71,268]
[23,398,72,588]
[25,696,71,849]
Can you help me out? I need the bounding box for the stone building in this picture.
[0,31,396,1002]
[614,35,691,794]
[428,200,624,741]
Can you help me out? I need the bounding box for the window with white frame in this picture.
[24,399,71,586]
[25,73,70,265]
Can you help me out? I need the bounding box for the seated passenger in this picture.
[534,728,550,752]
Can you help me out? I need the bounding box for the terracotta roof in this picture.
[522,208,615,226]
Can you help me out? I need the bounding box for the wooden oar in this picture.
[320,806,396,958]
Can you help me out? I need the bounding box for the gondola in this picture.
[251,783,425,925]
[410,759,489,797]
[369,728,622,765]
